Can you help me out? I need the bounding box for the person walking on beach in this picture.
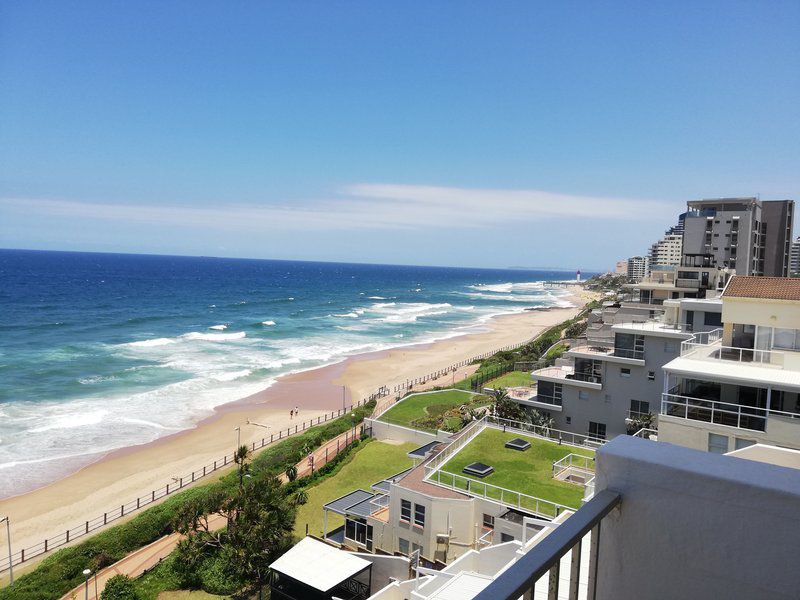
[295,405,300,417]
[289,409,293,419]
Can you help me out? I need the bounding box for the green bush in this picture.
[101,574,139,600]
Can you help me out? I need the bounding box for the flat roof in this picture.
[323,489,375,516]
[726,444,800,471]
[429,572,493,600]
[722,276,800,302]
[269,537,371,592]
[408,441,442,459]
[371,468,412,493]
[663,356,800,390]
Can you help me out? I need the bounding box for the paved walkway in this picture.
[61,429,361,599]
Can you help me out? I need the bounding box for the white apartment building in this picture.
[613,260,627,275]
[790,236,800,276]
[625,256,648,283]
[647,233,682,271]
[659,276,800,453]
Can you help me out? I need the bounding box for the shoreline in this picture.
[0,288,594,564]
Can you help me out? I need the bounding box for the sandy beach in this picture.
[0,287,594,569]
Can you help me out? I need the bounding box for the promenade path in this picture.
[60,427,360,599]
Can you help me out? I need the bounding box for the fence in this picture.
[552,454,595,479]
[487,416,605,449]
[284,424,365,481]
[428,470,573,519]
[0,401,373,574]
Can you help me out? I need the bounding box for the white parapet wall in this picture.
[366,418,452,445]
[594,436,800,600]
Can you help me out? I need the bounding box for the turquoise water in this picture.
[0,249,583,495]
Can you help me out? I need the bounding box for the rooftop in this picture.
[722,275,800,301]
[269,536,371,593]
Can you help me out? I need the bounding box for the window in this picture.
[398,538,409,555]
[483,514,495,529]
[412,543,422,554]
[630,399,650,418]
[708,433,729,454]
[703,312,722,327]
[774,328,800,350]
[400,499,411,523]
[566,416,572,424]
[589,421,607,440]
[735,438,756,450]
[620,368,631,378]
[648,371,655,381]
[578,390,589,400]
[664,341,677,353]
[501,533,515,543]
[414,503,426,528]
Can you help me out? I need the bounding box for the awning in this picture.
[269,537,371,593]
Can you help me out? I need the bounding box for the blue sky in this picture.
[1,1,798,270]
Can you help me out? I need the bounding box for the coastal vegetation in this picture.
[0,401,376,600]
[378,389,490,432]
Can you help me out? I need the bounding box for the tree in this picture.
[101,574,139,600]
[234,444,251,488]
[626,412,655,436]
[293,489,309,506]
[492,388,526,422]
[285,464,298,482]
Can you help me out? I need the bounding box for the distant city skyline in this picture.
[1,2,798,270]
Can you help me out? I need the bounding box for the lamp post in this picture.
[342,385,346,413]
[82,568,91,600]
[0,516,12,587]
[234,426,241,450]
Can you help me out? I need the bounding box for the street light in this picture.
[234,426,241,450]
[82,568,91,600]
[342,385,346,413]
[0,516,12,587]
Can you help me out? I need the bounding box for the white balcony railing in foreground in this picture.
[472,490,622,600]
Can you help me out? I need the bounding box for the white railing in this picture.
[487,415,605,449]
[429,470,575,517]
[631,427,658,440]
[582,476,596,502]
[660,393,800,432]
[680,332,787,367]
[552,453,595,479]
[423,416,487,473]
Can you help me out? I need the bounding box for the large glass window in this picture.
[773,328,800,350]
[630,399,650,418]
[703,312,722,327]
[398,538,409,555]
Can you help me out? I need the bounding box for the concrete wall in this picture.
[723,296,800,331]
[366,418,448,445]
[595,435,800,600]
[350,552,410,592]
[658,413,800,452]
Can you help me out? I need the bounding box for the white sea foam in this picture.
[368,296,387,300]
[261,320,276,326]
[126,337,175,348]
[181,331,246,342]
[209,324,228,330]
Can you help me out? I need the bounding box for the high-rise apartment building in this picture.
[790,236,800,276]
[625,256,648,282]
[647,212,686,272]
[681,197,794,276]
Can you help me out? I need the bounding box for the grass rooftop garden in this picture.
[377,389,489,432]
[486,370,533,389]
[293,439,417,540]
[438,428,594,511]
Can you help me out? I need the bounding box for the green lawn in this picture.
[439,428,593,511]
[294,440,417,540]
[487,370,533,389]
[378,389,480,431]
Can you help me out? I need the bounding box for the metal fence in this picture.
[0,401,373,574]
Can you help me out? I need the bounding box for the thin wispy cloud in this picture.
[0,185,674,232]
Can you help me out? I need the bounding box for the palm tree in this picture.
[285,464,298,482]
[234,444,251,488]
[293,489,308,506]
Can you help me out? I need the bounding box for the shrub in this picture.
[101,575,139,600]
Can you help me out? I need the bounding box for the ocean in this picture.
[0,249,584,496]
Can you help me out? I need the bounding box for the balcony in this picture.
[532,366,602,390]
[661,392,800,434]
[679,329,791,368]
[568,342,645,365]
[676,278,701,289]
